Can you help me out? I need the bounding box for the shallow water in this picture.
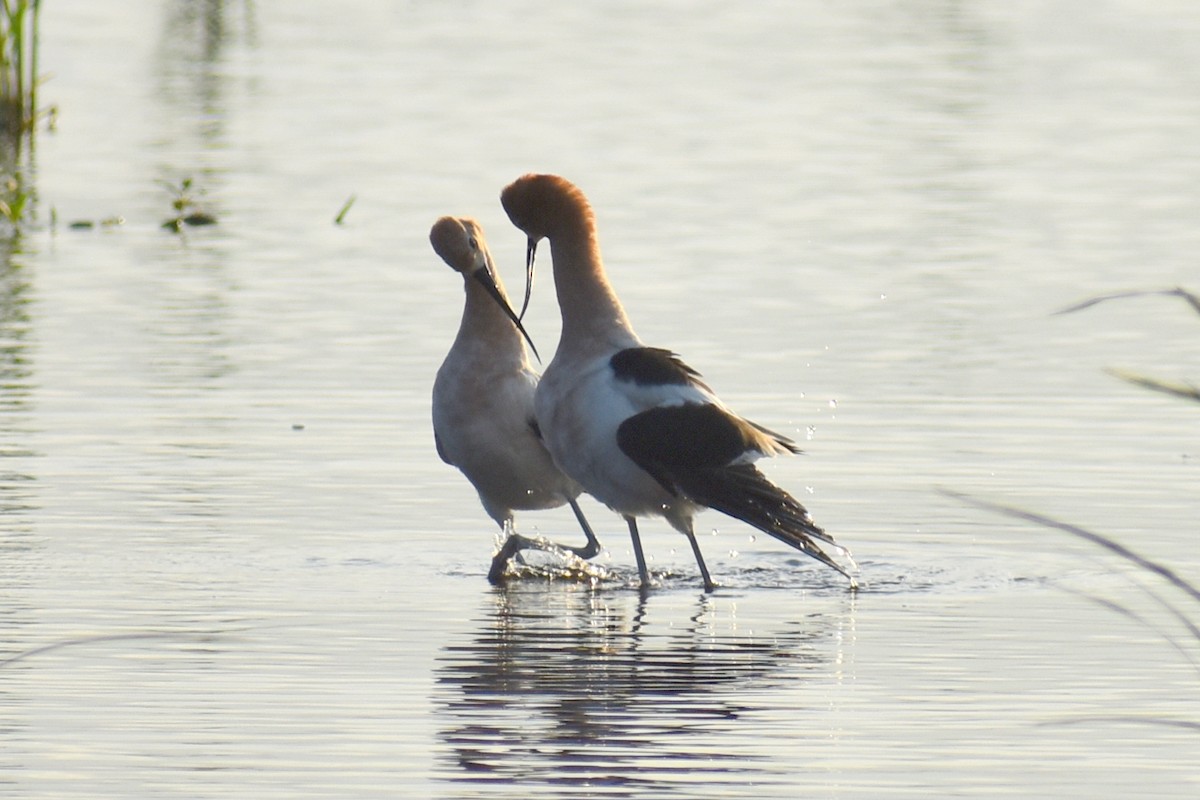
[1,1,1198,797]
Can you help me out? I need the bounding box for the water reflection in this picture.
[0,239,37,710]
[145,249,237,394]
[152,0,258,208]
[862,0,998,280]
[156,0,258,131]
[147,2,245,467]
[0,237,37,523]
[435,585,849,795]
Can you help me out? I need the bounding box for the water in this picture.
[1,1,1198,796]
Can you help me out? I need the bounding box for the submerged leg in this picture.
[488,531,529,584]
[681,522,716,593]
[487,507,602,584]
[624,515,651,589]
[564,498,602,560]
[489,531,571,584]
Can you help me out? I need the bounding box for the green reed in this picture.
[0,1,40,234]
[0,0,40,139]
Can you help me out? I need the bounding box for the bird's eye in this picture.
[468,237,478,249]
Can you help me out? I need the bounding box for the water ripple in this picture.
[433,585,850,796]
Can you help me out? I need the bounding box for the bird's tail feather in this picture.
[675,463,857,583]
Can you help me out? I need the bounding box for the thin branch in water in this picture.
[1105,368,1200,403]
[1052,583,1200,678]
[1054,286,1200,405]
[1054,286,1200,317]
[1041,715,1200,732]
[939,489,1200,607]
[0,632,190,668]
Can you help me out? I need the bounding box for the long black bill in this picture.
[518,237,537,322]
[472,268,540,363]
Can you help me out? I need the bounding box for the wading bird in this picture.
[429,215,602,583]
[499,175,856,592]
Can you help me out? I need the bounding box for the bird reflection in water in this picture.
[434,584,851,794]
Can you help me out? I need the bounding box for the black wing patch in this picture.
[616,403,761,495]
[610,347,705,388]
[617,403,853,581]
[678,462,853,580]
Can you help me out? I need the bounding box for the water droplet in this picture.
[828,399,838,409]
[805,486,815,494]
[710,528,719,537]
[728,550,740,559]
[806,425,816,440]
[880,293,887,300]
[747,534,756,543]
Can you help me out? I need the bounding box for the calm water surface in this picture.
[1,1,1198,797]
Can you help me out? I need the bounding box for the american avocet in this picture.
[429,215,602,583]
[499,175,856,592]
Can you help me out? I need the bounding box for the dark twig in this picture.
[1043,716,1200,732]
[1,632,199,668]
[1105,368,1200,403]
[940,489,1200,606]
[1053,583,1200,677]
[1055,286,1200,317]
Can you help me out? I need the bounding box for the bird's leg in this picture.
[490,531,565,583]
[563,498,602,559]
[488,531,531,584]
[681,522,716,593]
[488,510,601,584]
[624,515,651,589]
